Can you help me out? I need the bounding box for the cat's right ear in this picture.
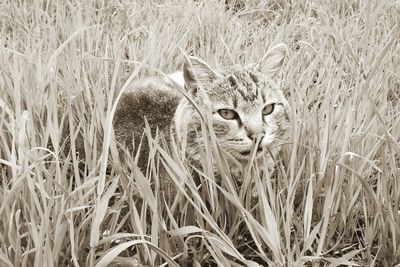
[183,56,219,93]
[253,43,287,78]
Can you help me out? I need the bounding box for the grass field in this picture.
[1,0,400,266]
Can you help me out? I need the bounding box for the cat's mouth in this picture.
[239,147,263,156]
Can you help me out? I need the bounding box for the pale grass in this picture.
[1,0,399,266]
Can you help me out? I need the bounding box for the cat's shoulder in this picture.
[119,73,183,107]
[114,73,184,129]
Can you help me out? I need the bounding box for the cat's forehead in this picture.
[208,67,280,109]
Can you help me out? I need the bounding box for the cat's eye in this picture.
[262,103,275,116]
[218,109,238,120]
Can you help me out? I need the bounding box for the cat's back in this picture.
[113,76,182,155]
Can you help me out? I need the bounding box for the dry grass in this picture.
[1,0,400,266]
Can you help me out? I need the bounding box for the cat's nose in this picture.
[244,121,265,142]
[247,131,265,143]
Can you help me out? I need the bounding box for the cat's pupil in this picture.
[218,109,237,120]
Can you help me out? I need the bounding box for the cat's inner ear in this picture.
[183,56,219,93]
[253,43,287,78]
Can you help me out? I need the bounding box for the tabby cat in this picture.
[113,43,290,179]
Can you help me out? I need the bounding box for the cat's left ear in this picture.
[183,56,220,93]
[253,43,287,78]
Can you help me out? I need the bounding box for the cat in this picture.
[113,43,291,182]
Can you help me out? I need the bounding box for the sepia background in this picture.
[0,0,399,266]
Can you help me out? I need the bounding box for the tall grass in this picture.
[0,0,399,266]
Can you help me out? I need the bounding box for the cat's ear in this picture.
[183,56,219,93]
[253,43,287,78]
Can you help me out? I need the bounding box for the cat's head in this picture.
[180,43,291,162]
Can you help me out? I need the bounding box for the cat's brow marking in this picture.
[232,97,238,109]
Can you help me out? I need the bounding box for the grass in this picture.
[0,0,399,266]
